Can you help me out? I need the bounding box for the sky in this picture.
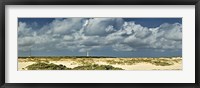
[18,18,182,57]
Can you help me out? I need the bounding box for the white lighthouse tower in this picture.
[29,48,31,57]
[86,51,89,57]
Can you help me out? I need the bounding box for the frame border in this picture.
[0,0,200,88]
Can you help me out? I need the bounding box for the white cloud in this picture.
[84,18,124,36]
[18,37,35,46]
[112,44,135,51]
[18,18,182,53]
[50,18,85,34]
[63,35,74,41]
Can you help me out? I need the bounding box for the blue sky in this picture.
[18,18,182,57]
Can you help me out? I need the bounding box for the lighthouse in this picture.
[29,48,31,57]
[86,51,89,57]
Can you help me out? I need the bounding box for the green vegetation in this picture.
[105,59,174,66]
[73,64,123,70]
[75,59,95,65]
[150,61,173,66]
[18,56,181,67]
[26,62,72,70]
[20,56,181,70]
[19,56,182,70]
[26,62,124,70]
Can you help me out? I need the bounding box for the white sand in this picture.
[50,61,80,68]
[18,62,35,70]
[94,62,182,70]
[112,63,182,70]
[18,57,182,70]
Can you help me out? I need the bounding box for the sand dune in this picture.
[18,57,182,70]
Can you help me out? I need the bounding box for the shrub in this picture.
[26,62,71,70]
[73,64,124,70]
[26,63,123,70]
[151,61,173,66]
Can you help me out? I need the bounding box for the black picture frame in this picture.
[0,0,199,88]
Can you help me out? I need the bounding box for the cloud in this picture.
[84,18,124,36]
[104,21,182,52]
[112,44,135,51]
[63,35,74,41]
[50,18,85,34]
[18,18,182,53]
